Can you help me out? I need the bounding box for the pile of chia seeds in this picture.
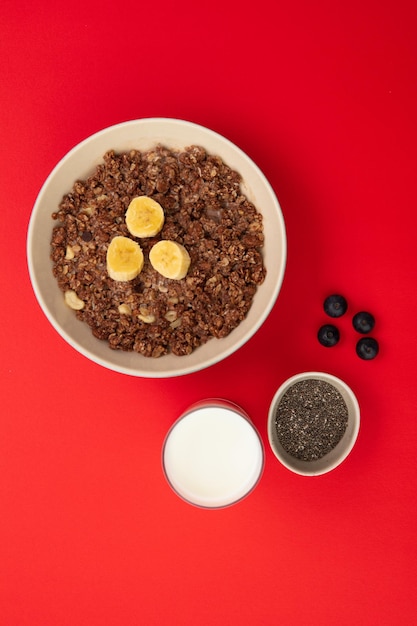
[274,379,348,461]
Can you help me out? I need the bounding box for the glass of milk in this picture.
[162,399,264,508]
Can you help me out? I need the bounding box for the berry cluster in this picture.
[318,294,379,360]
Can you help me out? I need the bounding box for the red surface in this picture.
[1,1,417,624]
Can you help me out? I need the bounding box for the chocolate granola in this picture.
[50,145,266,357]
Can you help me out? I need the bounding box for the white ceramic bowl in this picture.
[267,372,360,476]
[27,118,286,377]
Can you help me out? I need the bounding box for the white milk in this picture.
[162,402,264,508]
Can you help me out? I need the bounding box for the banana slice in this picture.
[106,236,144,281]
[149,240,191,280]
[125,196,165,238]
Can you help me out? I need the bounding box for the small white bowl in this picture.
[267,372,360,476]
[27,118,286,378]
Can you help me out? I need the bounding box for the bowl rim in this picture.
[27,117,287,377]
[267,371,360,476]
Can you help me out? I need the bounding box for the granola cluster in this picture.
[51,145,266,357]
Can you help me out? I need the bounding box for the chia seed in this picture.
[274,379,348,461]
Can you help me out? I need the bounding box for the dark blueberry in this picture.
[353,311,375,334]
[318,324,340,347]
[324,294,348,318]
[356,337,379,360]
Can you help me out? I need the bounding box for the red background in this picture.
[1,1,417,624]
